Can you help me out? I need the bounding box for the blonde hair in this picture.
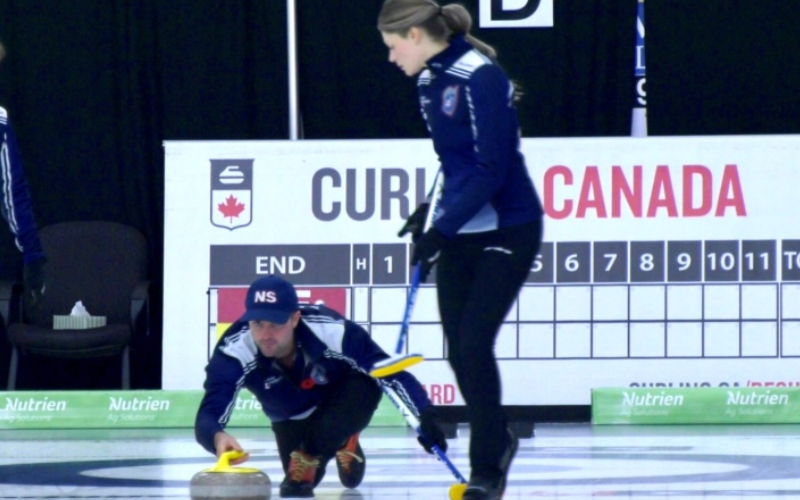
[377,0,497,60]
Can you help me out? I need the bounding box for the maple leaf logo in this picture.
[218,195,246,222]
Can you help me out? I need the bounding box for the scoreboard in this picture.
[164,136,800,404]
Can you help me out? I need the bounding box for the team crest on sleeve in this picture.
[441,85,459,117]
[310,364,328,385]
[210,159,254,230]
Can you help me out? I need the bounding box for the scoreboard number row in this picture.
[527,240,800,283]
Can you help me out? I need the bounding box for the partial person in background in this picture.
[0,39,46,305]
[196,275,448,499]
[380,1,544,499]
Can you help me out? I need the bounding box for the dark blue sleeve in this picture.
[341,320,433,416]
[433,65,517,237]
[0,113,45,263]
[195,328,246,455]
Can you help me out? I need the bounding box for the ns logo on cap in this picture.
[254,291,278,303]
[479,0,553,28]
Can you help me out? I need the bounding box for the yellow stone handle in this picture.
[205,450,261,474]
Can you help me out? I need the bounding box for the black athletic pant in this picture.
[271,370,382,482]
[436,219,542,481]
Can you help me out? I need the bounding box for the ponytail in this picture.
[378,0,497,60]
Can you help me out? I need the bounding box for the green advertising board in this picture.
[592,387,800,424]
[0,390,405,430]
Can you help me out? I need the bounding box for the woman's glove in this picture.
[411,227,446,282]
[397,202,430,243]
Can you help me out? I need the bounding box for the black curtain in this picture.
[296,0,636,138]
[1,0,790,390]
[0,0,287,389]
[647,0,800,135]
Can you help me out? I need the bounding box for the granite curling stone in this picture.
[190,450,271,500]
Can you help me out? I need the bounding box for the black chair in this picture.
[0,221,150,390]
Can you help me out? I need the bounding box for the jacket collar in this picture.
[425,34,472,77]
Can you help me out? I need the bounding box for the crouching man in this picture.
[195,275,447,498]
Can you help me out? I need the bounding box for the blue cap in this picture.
[240,275,299,324]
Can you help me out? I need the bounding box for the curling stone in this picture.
[190,450,271,500]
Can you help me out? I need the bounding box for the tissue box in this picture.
[53,315,107,330]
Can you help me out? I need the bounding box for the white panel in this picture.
[741,284,778,320]
[666,322,702,357]
[630,322,665,358]
[667,285,702,320]
[518,286,555,321]
[741,321,777,357]
[782,285,800,320]
[555,323,591,358]
[370,288,407,322]
[518,324,554,358]
[353,286,369,323]
[208,326,218,356]
[413,287,441,322]
[407,324,445,359]
[782,321,800,356]
[592,286,628,321]
[555,286,591,321]
[703,322,740,357]
[370,324,400,356]
[703,285,740,320]
[630,286,665,320]
[592,323,628,358]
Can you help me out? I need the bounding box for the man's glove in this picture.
[397,202,429,243]
[23,257,47,306]
[417,406,448,454]
[411,227,446,282]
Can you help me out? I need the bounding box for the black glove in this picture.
[23,256,47,306]
[397,202,429,243]
[417,406,448,454]
[411,227,446,282]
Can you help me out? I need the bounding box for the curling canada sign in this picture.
[210,159,253,230]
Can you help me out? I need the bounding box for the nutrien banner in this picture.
[593,387,800,424]
[0,391,404,430]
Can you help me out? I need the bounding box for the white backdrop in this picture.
[163,136,800,404]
